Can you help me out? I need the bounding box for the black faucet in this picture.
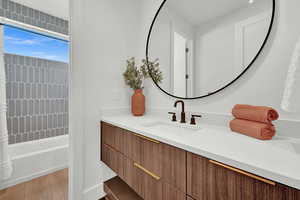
[174,100,186,123]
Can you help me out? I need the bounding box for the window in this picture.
[4,25,69,144]
[4,25,69,63]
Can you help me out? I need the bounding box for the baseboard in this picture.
[0,164,68,190]
[83,183,106,200]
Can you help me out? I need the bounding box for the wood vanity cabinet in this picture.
[187,152,300,200]
[101,122,300,200]
[101,122,186,200]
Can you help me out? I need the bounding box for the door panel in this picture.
[173,31,187,97]
[187,153,209,199]
[235,12,271,70]
[162,143,186,193]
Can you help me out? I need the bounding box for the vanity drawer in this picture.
[123,155,163,200]
[163,182,186,200]
[123,156,144,196]
[124,131,186,193]
[101,122,165,177]
[187,152,300,200]
[101,122,124,152]
[102,143,124,178]
[139,134,163,179]
[122,130,141,163]
[123,156,185,200]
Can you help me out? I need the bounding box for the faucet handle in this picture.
[190,114,202,125]
[168,112,177,122]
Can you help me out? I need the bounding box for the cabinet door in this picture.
[162,144,186,193]
[187,152,210,200]
[187,152,300,200]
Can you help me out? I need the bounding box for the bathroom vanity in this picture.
[100,114,300,200]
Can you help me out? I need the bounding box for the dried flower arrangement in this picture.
[123,57,163,90]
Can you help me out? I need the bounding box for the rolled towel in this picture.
[230,119,275,140]
[232,104,279,124]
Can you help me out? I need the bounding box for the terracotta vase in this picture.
[131,89,145,116]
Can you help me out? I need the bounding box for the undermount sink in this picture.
[267,137,300,154]
[141,121,201,134]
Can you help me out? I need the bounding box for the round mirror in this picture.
[147,0,275,99]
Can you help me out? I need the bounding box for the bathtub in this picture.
[0,135,69,190]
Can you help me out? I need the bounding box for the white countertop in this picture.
[101,114,300,190]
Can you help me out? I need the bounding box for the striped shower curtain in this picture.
[0,25,12,181]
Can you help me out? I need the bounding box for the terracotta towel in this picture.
[232,104,279,124]
[230,119,275,140]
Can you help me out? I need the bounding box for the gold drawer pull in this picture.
[133,133,160,144]
[209,160,276,186]
[134,163,161,180]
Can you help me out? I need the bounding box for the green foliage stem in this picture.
[123,57,163,90]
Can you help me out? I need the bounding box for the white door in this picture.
[235,11,271,72]
[173,32,187,97]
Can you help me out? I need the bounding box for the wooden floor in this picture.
[0,169,68,200]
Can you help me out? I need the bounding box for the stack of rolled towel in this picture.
[230,104,279,140]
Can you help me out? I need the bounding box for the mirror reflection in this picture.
[148,0,273,98]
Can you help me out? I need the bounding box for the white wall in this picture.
[70,0,140,199]
[140,0,300,121]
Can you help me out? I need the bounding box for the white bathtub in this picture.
[0,135,69,190]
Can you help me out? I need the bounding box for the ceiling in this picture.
[167,0,267,25]
[12,0,69,20]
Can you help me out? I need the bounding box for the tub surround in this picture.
[5,54,69,145]
[101,113,300,191]
[0,135,69,190]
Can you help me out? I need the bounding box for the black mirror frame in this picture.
[146,0,276,100]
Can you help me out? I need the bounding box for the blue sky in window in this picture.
[4,26,69,63]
